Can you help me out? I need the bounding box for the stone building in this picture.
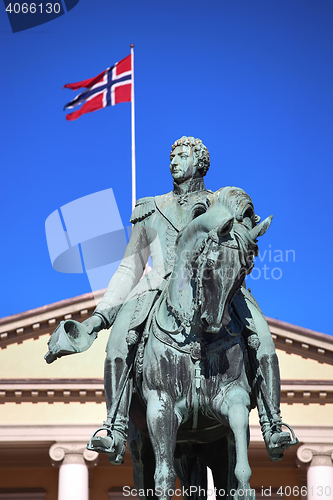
[0,290,332,500]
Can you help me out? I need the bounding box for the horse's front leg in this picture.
[146,391,182,500]
[224,389,255,500]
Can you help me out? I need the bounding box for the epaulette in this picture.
[130,197,155,224]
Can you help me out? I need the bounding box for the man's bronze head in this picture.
[170,136,210,179]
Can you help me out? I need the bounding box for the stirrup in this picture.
[87,425,113,452]
[265,422,298,462]
[275,422,298,447]
[87,424,126,465]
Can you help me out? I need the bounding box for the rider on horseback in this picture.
[48,137,296,463]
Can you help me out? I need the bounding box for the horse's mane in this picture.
[189,187,259,275]
[215,186,259,264]
[214,186,255,224]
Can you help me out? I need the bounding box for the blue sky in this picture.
[0,0,332,335]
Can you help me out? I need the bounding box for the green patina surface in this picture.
[45,136,298,500]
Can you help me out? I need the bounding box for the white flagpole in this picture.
[131,44,136,212]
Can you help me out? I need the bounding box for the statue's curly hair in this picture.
[171,136,210,177]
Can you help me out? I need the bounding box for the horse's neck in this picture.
[167,238,197,316]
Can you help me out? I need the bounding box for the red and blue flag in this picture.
[63,54,132,121]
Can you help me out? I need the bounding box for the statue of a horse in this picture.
[127,187,273,500]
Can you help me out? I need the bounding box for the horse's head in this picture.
[192,187,272,334]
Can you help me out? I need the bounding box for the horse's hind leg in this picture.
[146,392,181,500]
[196,439,230,500]
[175,453,207,500]
[128,421,157,500]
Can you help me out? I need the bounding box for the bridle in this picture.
[164,222,254,335]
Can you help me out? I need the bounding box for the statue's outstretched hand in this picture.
[82,315,104,335]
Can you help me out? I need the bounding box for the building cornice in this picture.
[0,379,333,405]
[0,379,104,404]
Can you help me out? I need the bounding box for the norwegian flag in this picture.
[63,54,132,121]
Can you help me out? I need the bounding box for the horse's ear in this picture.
[217,217,234,237]
[250,215,273,239]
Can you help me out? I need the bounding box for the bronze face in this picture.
[169,145,199,184]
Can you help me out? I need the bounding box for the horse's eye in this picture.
[242,208,254,229]
[242,218,252,229]
[206,259,214,268]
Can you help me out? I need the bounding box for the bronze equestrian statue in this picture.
[45,136,297,498]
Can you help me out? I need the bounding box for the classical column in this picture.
[49,442,98,500]
[297,444,333,500]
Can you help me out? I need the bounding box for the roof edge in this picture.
[0,289,106,327]
[266,316,332,343]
